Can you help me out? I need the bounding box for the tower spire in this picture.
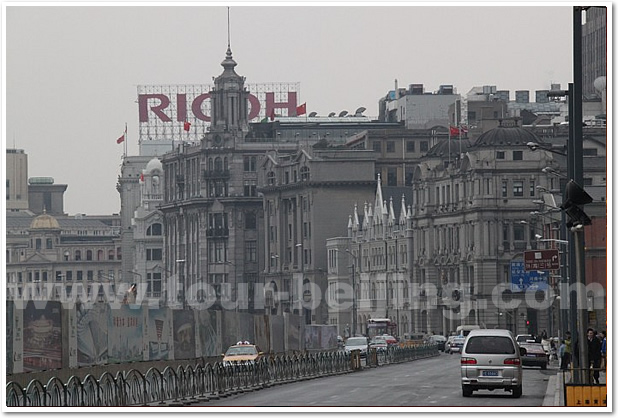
[227,7,231,51]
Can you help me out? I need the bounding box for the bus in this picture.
[366,318,397,339]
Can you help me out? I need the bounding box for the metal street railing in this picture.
[6,344,438,407]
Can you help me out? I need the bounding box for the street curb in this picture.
[542,375,557,406]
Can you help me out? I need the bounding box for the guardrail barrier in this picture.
[7,344,438,406]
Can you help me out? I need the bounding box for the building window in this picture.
[108,249,115,260]
[420,141,429,152]
[87,271,94,281]
[406,141,415,152]
[35,239,41,250]
[66,271,72,281]
[530,180,535,197]
[468,111,477,122]
[513,151,523,161]
[245,241,257,262]
[372,141,381,152]
[77,271,83,281]
[147,272,162,297]
[584,178,593,186]
[300,166,310,181]
[75,250,82,261]
[267,171,276,185]
[497,151,505,159]
[583,148,598,156]
[502,181,508,197]
[147,223,162,236]
[86,250,93,261]
[147,248,163,261]
[386,141,395,153]
[244,156,257,172]
[209,241,227,263]
[245,212,257,229]
[513,181,524,197]
[46,238,53,249]
[244,180,257,197]
[387,168,397,186]
[513,224,525,241]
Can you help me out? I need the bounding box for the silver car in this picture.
[460,329,526,398]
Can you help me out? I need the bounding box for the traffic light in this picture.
[561,180,593,228]
[526,320,530,326]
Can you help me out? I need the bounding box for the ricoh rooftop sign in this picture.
[137,83,300,141]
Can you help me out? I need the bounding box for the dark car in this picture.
[428,335,447,351]
[519,342,548,369]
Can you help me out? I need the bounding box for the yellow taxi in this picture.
[221,341,264,367]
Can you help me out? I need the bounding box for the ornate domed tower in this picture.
[28,210,61,261]
[206,44,251,148]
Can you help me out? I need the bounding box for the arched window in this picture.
[208,158,214,171]
[97,250,104,261]
[214,157,223,172]
[147,223,162,236]
[86,250,93,261]
[300,166,310,181]
[75,250,82,261]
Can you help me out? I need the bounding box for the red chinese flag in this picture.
[449,126,460,136]
[116,134,125,144]
[140,173,144,182]
[296,103,307,116]
[184,121,191,131]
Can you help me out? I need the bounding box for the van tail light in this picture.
[504,358,521,365]
[461,357,477,365]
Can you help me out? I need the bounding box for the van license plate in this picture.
[482,370,499,377]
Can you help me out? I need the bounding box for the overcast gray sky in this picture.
[5,3,575,215]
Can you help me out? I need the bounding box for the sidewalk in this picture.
[542,364,607,407]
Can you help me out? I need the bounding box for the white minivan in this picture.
[460,329,526,398]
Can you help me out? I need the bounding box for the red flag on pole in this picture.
[449,126,460,136]
[116,125,127,144]
[296,103,307,116]
[184,121,191,131]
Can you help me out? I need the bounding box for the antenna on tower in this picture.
[227,7,231,50]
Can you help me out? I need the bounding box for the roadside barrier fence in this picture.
[6,343,438,406]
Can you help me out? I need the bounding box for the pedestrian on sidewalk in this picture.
[562,332,572,371]
[558,340,567,369]
[599,330,607,371]
[587,328,602,384]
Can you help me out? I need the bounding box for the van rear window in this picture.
[465,336,515,354]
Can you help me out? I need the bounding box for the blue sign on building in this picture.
[510,261,549,292]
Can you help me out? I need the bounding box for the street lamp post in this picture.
[344,248,358,337]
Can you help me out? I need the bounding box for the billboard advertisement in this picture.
[108,305,144,363]
[137,83,300,141]
[76,302,110,366]
[22,301,63,372]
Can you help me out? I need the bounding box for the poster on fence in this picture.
[270,315,284,353]
[77,302,110,366]
[254,315,270,353]
[173,309,196,360]
[108,305,143,363]
[146,308,172,361]
[285,313,301,352]
[22,301,63,372]
[196,309,219,358]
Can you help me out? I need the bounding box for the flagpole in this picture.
[448,125,451,167]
